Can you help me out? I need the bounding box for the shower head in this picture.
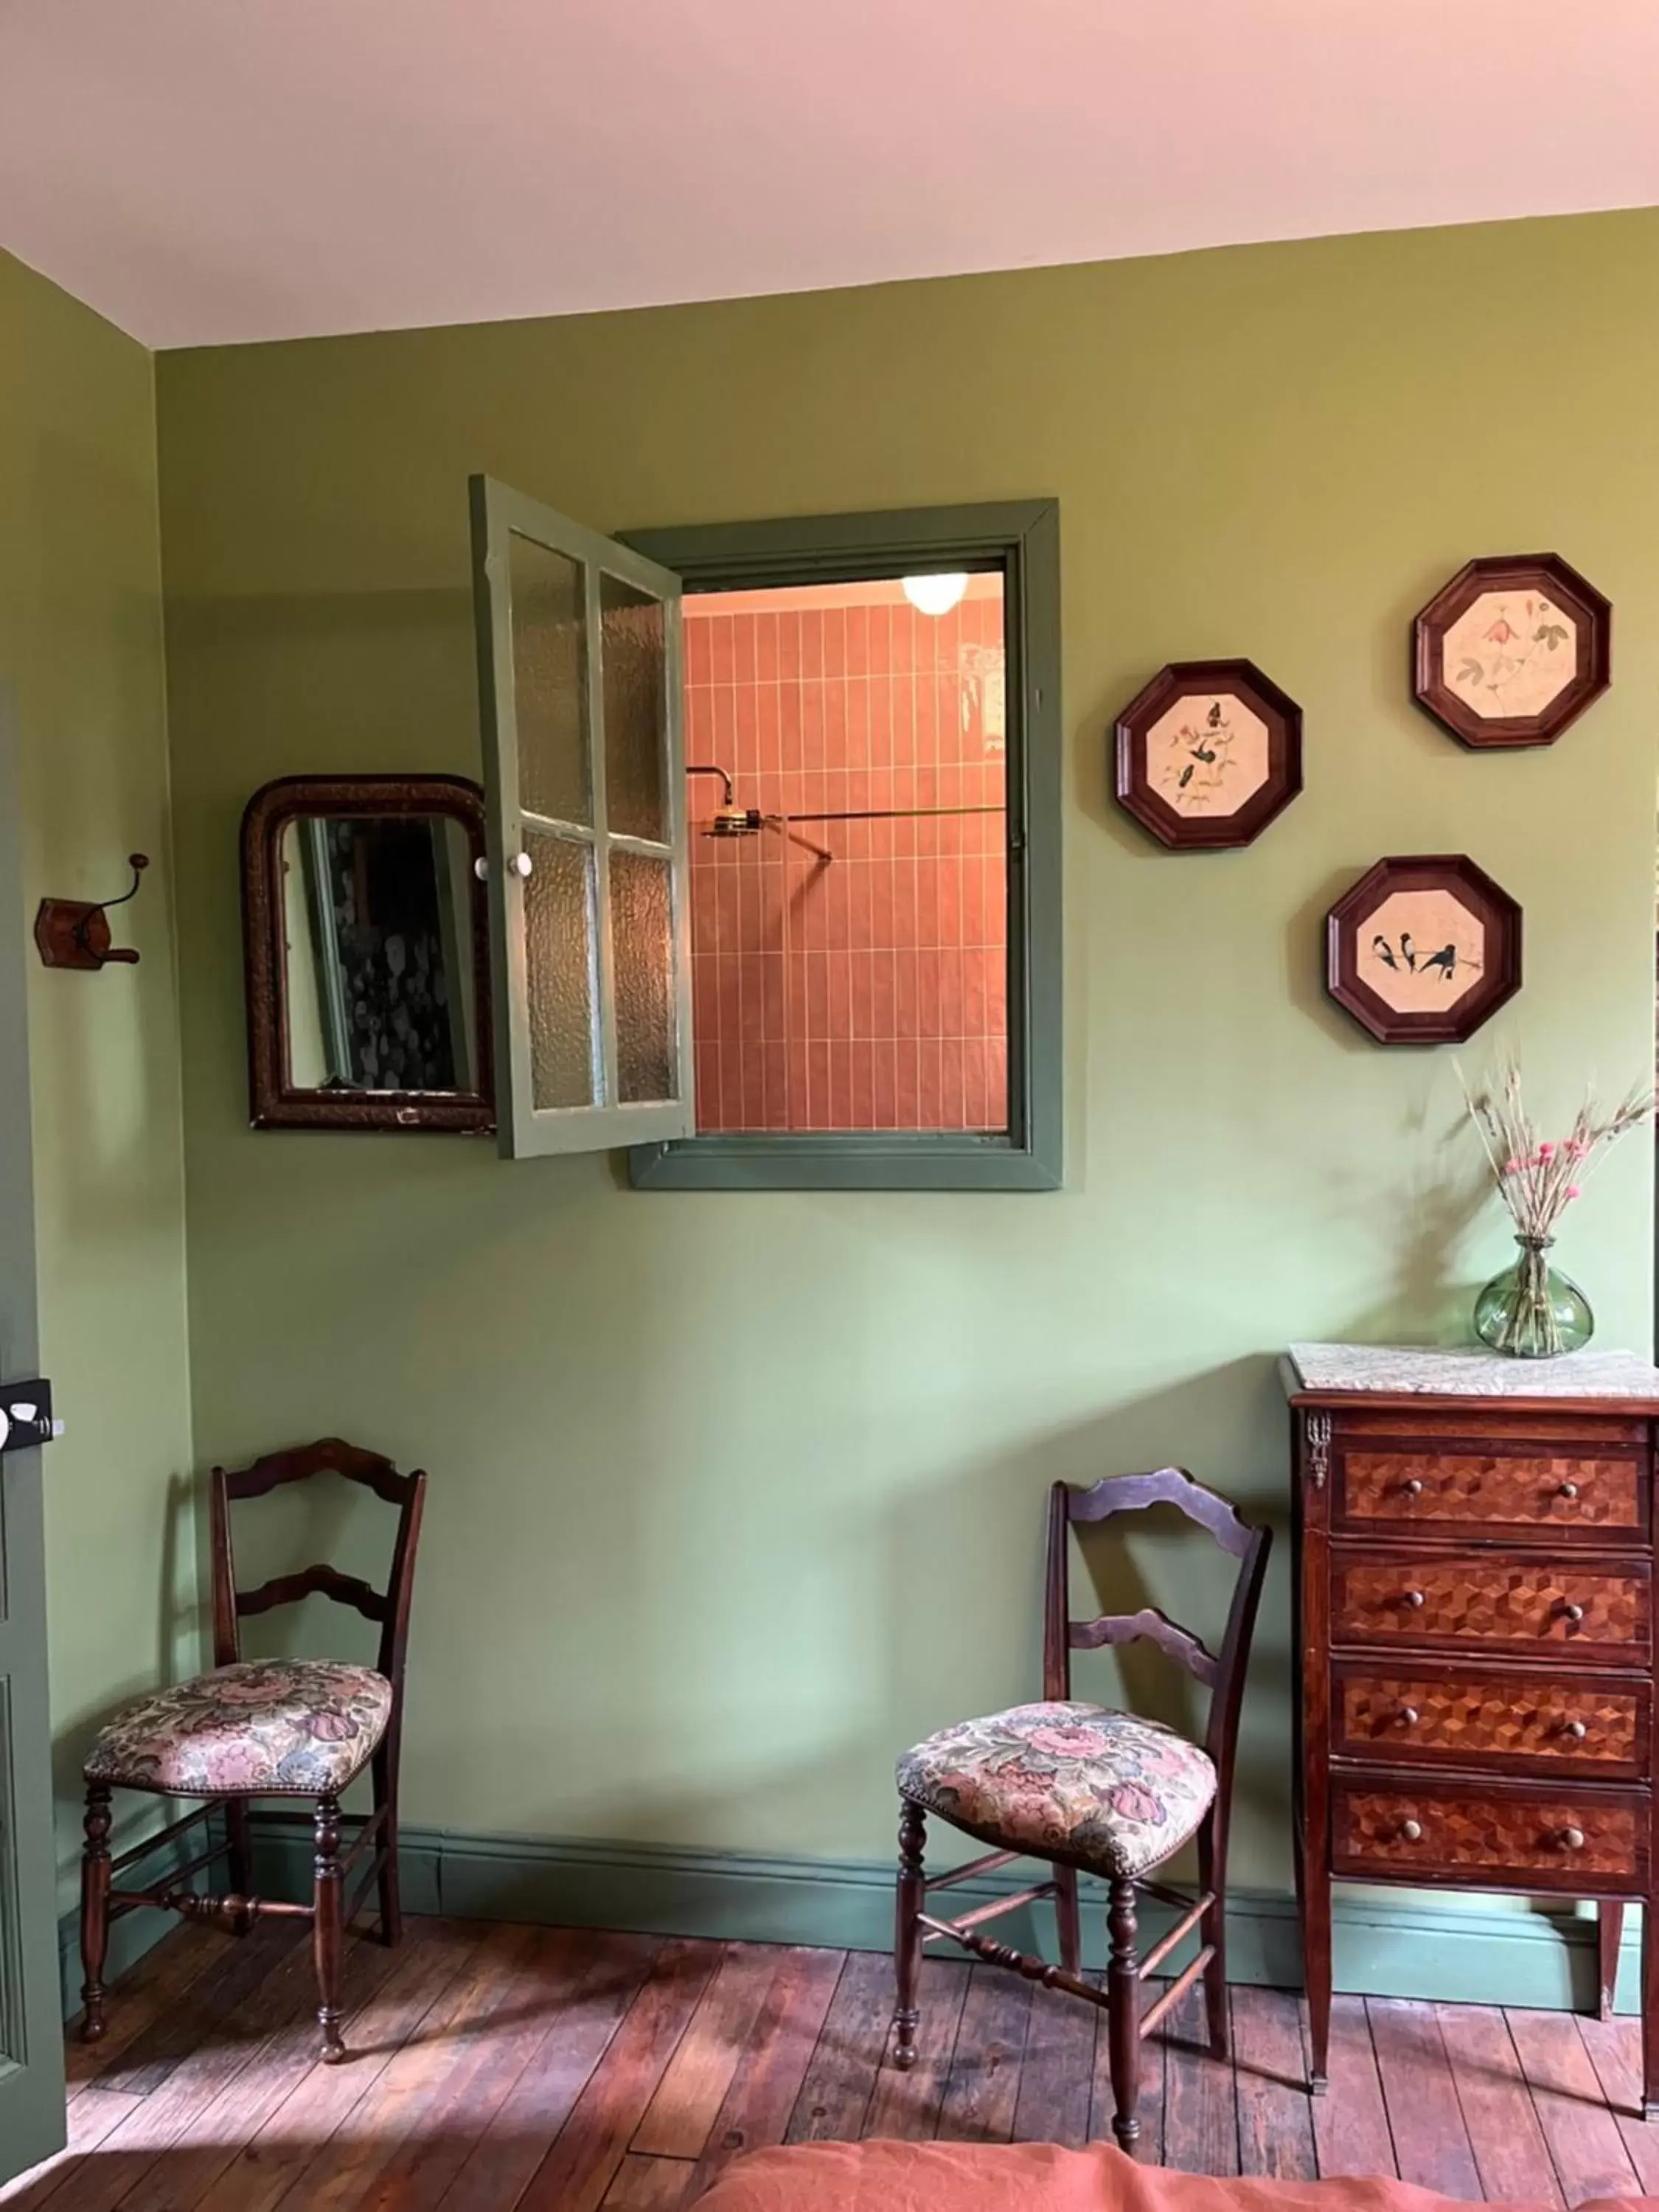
[704,805,765,839]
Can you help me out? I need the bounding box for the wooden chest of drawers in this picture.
[1284,1343,1659,2115]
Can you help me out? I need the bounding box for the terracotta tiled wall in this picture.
[685,585,1007,1131]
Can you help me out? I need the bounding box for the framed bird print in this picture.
[1413,552,1610,750]
[1113,658,1302,850]
[1326,855,1522,1046]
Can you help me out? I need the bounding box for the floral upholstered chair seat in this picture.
[896,1699,1217,1879]
[84,1659,394,1798]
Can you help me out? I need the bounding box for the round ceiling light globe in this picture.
[902,572,969,617]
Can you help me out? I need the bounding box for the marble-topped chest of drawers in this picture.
[1283,1343,1659,2111]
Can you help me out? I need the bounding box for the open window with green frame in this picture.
[469,488,1061,1190]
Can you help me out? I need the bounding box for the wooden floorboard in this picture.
[933,1962,1034,2145]
[1161,1979,1238,2177]
[633,1944,783,2161]
[1011,1982,1096,2149]
[1506,2008,1641,2206]
[783,1952,891,2146]
[1441,2005,1563,2209]
[432,1930,660,2212]
[192,1919,486,2212]
[1579,2012,1659,2191]
[1231,1983,1317,2181]
[1308,1996,1395,2180]
[686,1947,845,2198]
[511,1936,722,2212]
[18,1918,1659,2208]
[1368,1997,1481,2199]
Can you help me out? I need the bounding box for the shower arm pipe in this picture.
[782,804,1002,824]
[686,762,735,805]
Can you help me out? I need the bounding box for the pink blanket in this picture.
[692,2141,1651,2212]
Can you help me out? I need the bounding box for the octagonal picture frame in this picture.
[1326,854,1522,1046]
[1113,658,1303,851]
[1413,552,1610,750]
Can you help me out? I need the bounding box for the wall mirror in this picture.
[241,776,494,1132]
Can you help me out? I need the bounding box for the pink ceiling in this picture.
[3,0,1658,351]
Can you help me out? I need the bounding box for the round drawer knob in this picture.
[1562,1601,1587,1624]
[1399,1819,1423,1843]
[1557,1481,1581,1500]
[507,852,534,880]
[1559,1826,1586,1851]
[1401,1588,1427,1610]
[1396,1705,1420,1728]
[1562,1718,1589,1740]
[1402,1478,1425,1497]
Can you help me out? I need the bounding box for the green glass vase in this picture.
[1472,1234,1593,1359]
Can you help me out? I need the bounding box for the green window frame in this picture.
[624,500,1062,1192]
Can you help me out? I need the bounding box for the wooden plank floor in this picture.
[11,1919,1659,2209]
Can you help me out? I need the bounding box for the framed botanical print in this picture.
[1113,658,1302,850]
[1326,855,1521,1046]
[1413,553,1610,750]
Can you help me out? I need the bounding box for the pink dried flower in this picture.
[1537,1141,1556,1161]
[1565,1184,1582,1201]
[1502,1158,1522,1175]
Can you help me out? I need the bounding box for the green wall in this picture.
[154,209,1658,1899]
[0,250,195,1902]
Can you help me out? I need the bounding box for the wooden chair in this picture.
[77,1439,425,2064]
[891,1469,1270,2156]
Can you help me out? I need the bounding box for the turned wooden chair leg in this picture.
[1106,1876,1141,2156]
[1598,1902,1624,2023]
[313,1794,347,2063]
[891,1800,926,2069]
[79,1785,114,2045]
[1054,1864,1082,1977]
[1197,1806,1229,2058]
[372,1742,402,1946]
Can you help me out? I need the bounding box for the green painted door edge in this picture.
[621,501,1063,1192]
[0,681,69,2181]
[227,1815,1643,2017]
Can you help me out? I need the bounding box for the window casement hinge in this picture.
[1304,1410,1332,1489]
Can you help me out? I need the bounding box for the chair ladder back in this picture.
[209,1439,427,1693]
[1042,1471,1270,1736]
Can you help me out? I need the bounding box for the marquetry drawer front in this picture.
[1333,1668,1646,1777]
[1330,1552,1649,1658]
[1332,1781,1646,1888]
[1335,1444,1644,1539]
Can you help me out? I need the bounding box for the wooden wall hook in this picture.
[35,854,149,970]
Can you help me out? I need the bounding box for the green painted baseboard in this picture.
[221,1820,1641,2014]
[61,1815,1644,2020]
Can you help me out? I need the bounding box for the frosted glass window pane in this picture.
[611,849,676,1103]
[509,532,590,826]
[524,830,599,1109]
[602,575,667,842]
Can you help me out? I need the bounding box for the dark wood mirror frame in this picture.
[240,775,495,1133]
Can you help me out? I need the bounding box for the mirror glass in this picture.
[278,815,479,1095]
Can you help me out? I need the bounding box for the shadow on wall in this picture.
[51,1468,202,1882]
[516,1360,1298,1892]
[1330,1093,1492,1345]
